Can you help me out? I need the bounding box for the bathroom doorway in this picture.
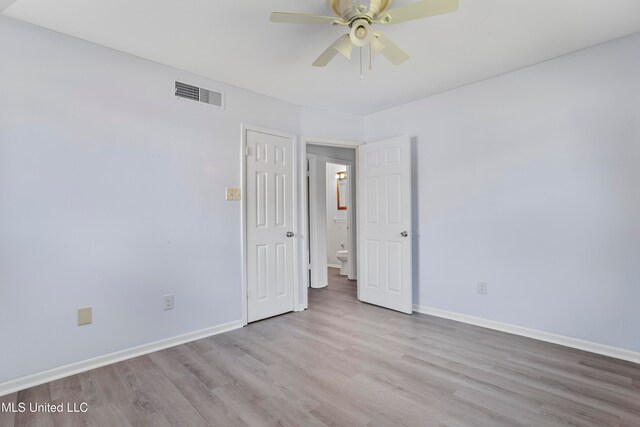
[305,143,357,292]
[326,162,351,282]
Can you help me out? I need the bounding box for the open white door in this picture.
[357,136,412,314]
[246,128,295,322]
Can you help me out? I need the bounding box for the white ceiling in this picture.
[4,0,640,115]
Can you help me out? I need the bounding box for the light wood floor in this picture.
[2,268,639,426]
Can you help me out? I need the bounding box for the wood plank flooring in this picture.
[2,267,639,426]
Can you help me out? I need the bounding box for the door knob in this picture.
[287,232,295,238]
[400,231,409,237]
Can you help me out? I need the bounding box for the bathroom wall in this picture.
[326,163,349,267]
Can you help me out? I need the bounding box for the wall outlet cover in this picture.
[478,281,488,295]
[77,307,92,326]
[163,294,174,311]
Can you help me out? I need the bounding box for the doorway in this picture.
[300,136,414,315]
[304,142,357,294]
[242,134,413,323]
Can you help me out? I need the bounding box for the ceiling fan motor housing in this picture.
[329,0,392,19]
[349,18,372,47]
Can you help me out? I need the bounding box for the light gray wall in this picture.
[0,16,359,383]
[366,33,640,352]
[300,108,364,142]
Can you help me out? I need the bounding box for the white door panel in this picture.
[357,136,412,314]
[246,129,295,322]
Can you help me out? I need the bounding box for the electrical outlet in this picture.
[163,295,174,311]
[77,307,92,326]
[478,281,488,295]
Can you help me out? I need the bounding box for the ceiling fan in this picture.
[270,0,459,68]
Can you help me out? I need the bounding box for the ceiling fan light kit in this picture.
[349,19,372,47]
[270,0,459,75]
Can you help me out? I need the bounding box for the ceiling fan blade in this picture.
[313,35,353,67]
[372,31,409,65]
[331,0,353,18]
[334,35,355,59]
[377,0,459,24]
[371,36,386,57]
[270,12,345,25]
[368,0,384,17]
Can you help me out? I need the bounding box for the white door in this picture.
[246,129,295,322]
[357,136,412,314]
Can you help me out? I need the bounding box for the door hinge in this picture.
[245,146,250,156]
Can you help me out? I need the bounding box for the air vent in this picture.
[175,81,224,109]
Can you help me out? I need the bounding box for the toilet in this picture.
[336,249,349,276]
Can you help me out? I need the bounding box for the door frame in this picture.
[241,124,298,326]
[305,153,322,289]
[300,137,362,309]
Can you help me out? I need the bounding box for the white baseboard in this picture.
[413,305,640,364]
[0,320,243,397]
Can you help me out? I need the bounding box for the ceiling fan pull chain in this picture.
[359,47,364,80]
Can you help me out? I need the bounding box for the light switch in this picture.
[225,188,241,201]
[225,188,235,201]
[78,307,92,326]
